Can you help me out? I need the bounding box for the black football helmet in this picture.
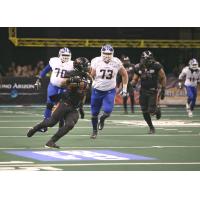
[122,56,131,68]
[140,50,154,65]
[73,57,90,74]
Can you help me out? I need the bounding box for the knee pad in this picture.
[46,103,54,110]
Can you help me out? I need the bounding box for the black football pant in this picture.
[139,89,158,114]
[139,89,158,128]
[33,102,79,142]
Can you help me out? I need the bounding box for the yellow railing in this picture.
[8,27,200,48]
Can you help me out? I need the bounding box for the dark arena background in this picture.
[0,27,200,171]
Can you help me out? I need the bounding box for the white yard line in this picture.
[0,162,200,168]
[0,134,198,138]
[178,131,193,133]
[0,161,34,164]
[1,145,200,150]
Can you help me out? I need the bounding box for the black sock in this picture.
[123,96,128,111]
[91,116,98,132]
[142,112,153,128]
[130,95,134,111]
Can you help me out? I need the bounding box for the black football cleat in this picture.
[156,108,161,120]
[45,141,60,149]
[27,128,37,137]
[90,131,98,139]
[98,117,105,130]
[149,127,155,134]
[124,110,128,114]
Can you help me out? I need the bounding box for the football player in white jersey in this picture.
[178,58,200,117]
[90,44,128,139]
[34,47,74,131]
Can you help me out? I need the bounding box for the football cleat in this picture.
[188,110,193,118]
[156,108,161,120]
[27,128,37,137]
[98,117,105,130]
[45,141,60,149]
[124,110,128,114]
[90,131,98,139]
[149,127,155,134]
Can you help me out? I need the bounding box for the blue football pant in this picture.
[185,86,197,111]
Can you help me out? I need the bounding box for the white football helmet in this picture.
[189,58,199,70]
[101,44,114,63]
[58,47,71,63]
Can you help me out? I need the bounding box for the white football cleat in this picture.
[188,110,193,117]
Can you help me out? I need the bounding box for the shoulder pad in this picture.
[49,57,60,66]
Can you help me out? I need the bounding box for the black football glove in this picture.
[160,87,165,100]
[34,78,42,90]
[79,108,85,119]
[69,76,81,83]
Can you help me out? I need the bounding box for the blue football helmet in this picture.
[189,58,199,70]
[58,47,71,63]
[101,44,114,63]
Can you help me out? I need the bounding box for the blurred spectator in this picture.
[173,63,185,77]
[0,64,6,76]
[3,60,49,77]
[14,65,23,77]
[6,66,15,76]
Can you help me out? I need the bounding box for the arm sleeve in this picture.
[39,64,52,78]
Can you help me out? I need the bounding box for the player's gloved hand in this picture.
[34,78,41,90]
[178,82,182,89]
[120,88,128,97]
[70,76,81,83]
[160,87,165,100]
[79,108,85,119]
[131,81,136,90]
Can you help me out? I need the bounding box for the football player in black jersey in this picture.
[27,57,92,148]
[117,56,135,114]
[131,51,166,134]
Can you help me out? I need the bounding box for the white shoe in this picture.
[186,103,190,110]
[188,110,193,117]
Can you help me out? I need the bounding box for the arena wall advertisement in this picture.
[0,77,48,104]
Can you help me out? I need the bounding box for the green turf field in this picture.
[0,105,200,171]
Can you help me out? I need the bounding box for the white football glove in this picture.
[34,78,41,90]
[120,88,128,97]
[178,82,182,89]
